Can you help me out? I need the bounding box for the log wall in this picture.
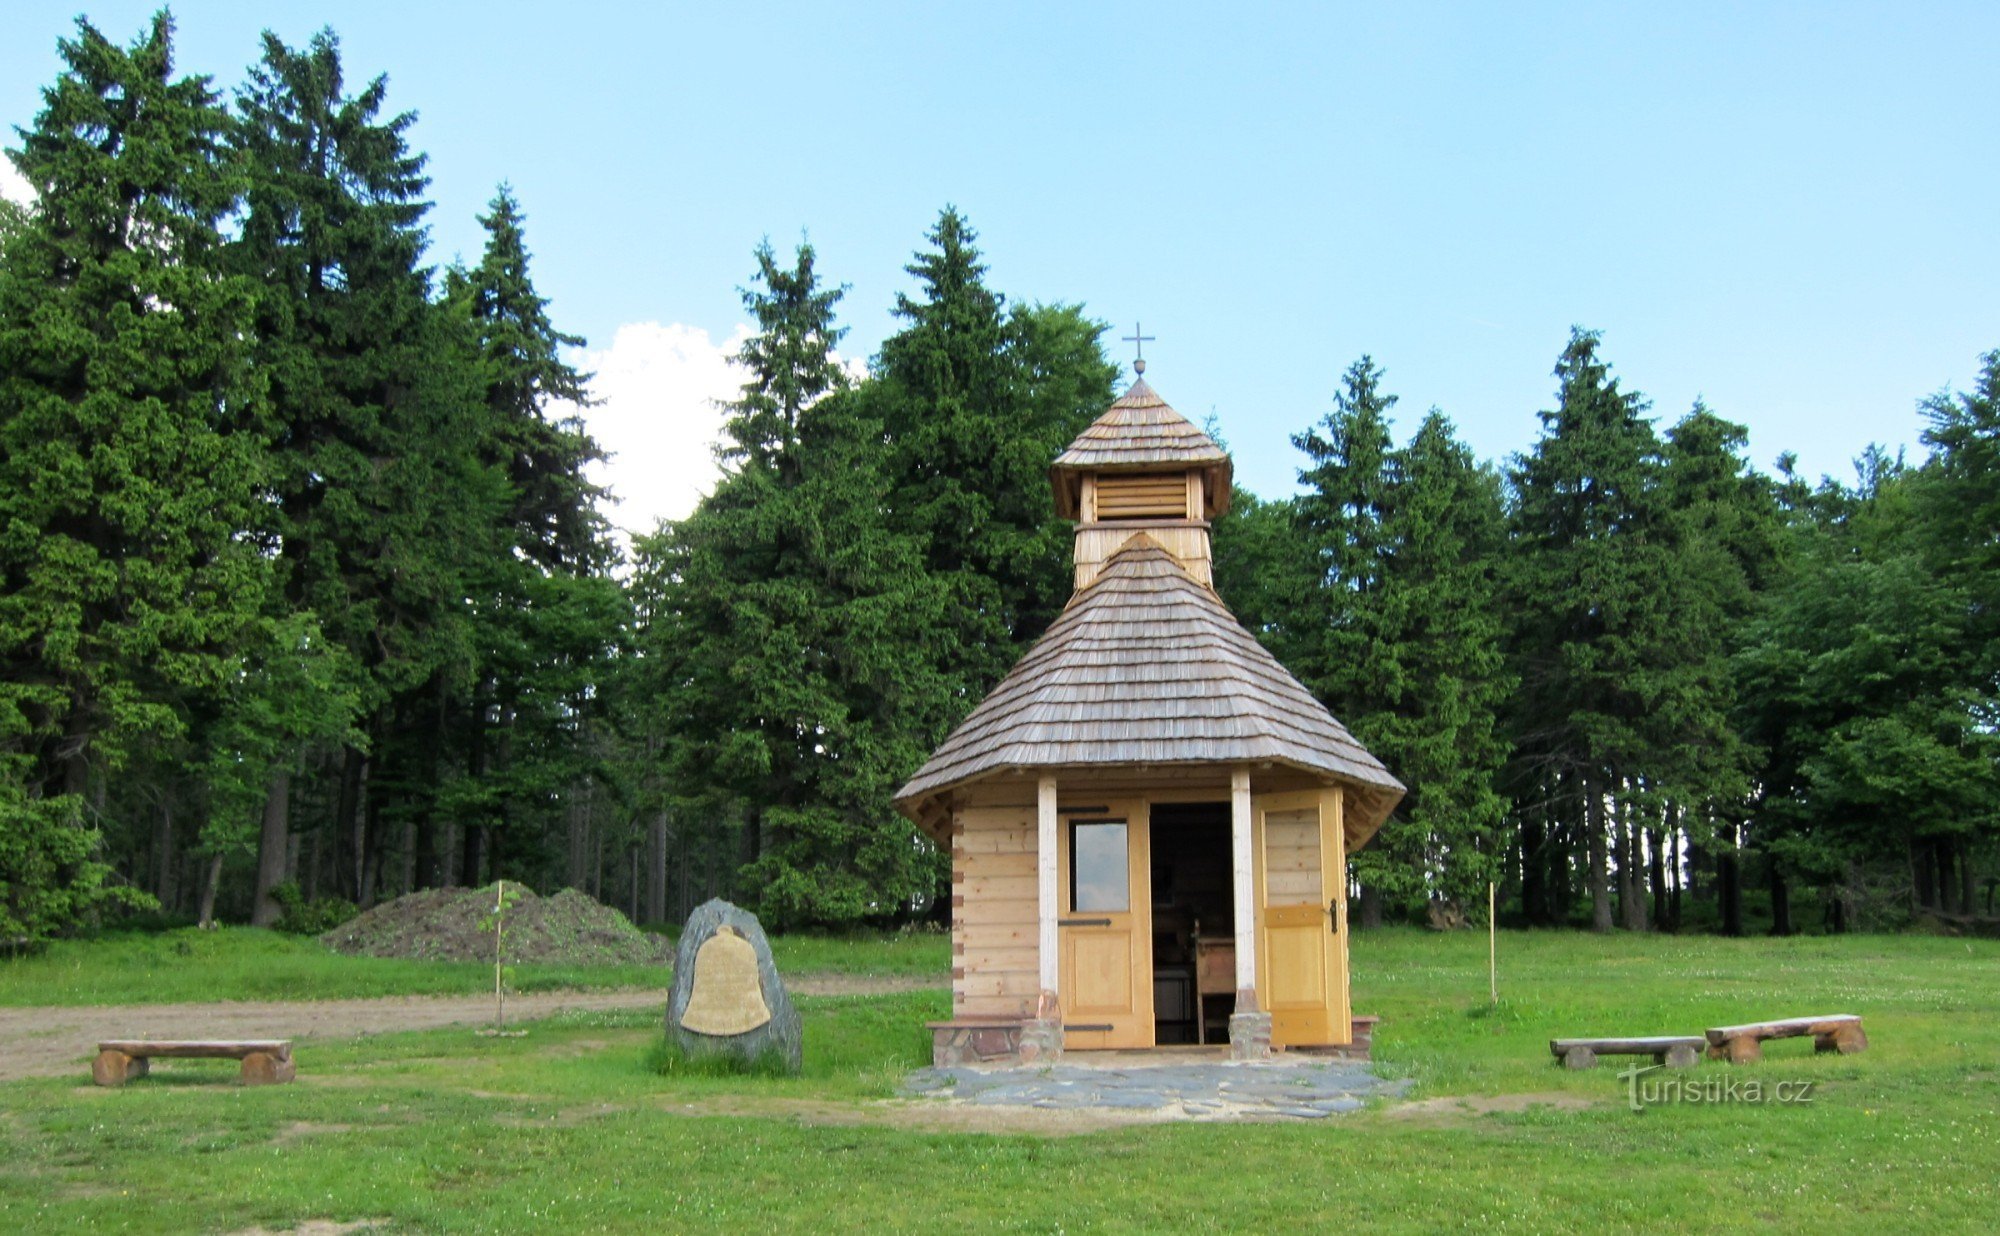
[952,785,1041,1018]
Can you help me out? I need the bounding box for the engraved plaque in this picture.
[678,926,772,1035]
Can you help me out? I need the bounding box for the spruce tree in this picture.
[1290,363,1510,922]
[232,29,500,913]
[645,242,950,927]
[1290,357,1399,918]
[439,187,615,888]
[0,13,263,937]
[872,208,1115,695]
[1362,411,1512,917]
[1506,329,1663,931]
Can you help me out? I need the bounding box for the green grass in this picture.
[0,925,951,1006]
[1,930,1995,1232]
[765,926,950,976]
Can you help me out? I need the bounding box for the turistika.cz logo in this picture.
[1618,1063,1817,1113]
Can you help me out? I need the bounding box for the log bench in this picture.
[1549,1035,1705,1070]
[92,1040,295,1087]
[1705,1015,1865,1063]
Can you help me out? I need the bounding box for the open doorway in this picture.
[1147,802,1235,1045]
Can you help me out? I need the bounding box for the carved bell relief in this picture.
[677,924,772,1035]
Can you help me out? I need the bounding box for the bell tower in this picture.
[1050,370,1233,591]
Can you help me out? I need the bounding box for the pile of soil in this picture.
[321,885,672,967]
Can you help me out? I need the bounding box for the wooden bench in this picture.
[1549,1035,1705,1070]
[93,1040,295,1086]
[1705,1015,1865,1063]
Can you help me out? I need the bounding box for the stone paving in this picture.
[902,1056,1412,1120]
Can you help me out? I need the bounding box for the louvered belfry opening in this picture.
[1093,472,1191,520]
[1050,378,1232,590]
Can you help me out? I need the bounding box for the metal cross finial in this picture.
[1121,322,1155,375]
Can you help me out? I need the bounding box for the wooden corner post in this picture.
[1036,773,1059,1017]
[1229,766,1271,1057]
[1230,767,1256,1011]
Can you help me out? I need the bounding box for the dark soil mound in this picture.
[321,885,672,967]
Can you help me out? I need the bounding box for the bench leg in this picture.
[1663,1044,1700,1069]
[1815,1026,1867,1055]
[92,1050,147,1086]
[239,1051,295,1086]
[1562,1046,1597,1070]
[1716,1036,1761,1065]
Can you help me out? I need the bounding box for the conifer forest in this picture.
[3,15,1995,944]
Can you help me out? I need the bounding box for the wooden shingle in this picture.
[1050,379,1233,519]
[894,536,1406,842]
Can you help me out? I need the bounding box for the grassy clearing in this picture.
[0,931,1994,1232]
[0,925,950,1007]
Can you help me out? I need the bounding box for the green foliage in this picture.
[269,880,357,935]
[870,208,1117,688]
[1737,461,1998,895]
[1288,361,1512,915]
[2,14,1993,943]
[637,241,951,928]
[0,14,262,937]
[0,774,152,945]
[1210,486,1310,661]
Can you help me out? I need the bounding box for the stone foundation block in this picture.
[1229,1011,1274,1060]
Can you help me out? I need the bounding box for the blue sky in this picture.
[7,2,1998,531]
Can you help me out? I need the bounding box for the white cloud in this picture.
[568,321,750,540]
[567,321,871,546]
[0,158,32,206]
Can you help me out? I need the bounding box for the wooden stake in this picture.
[1488,881,1498,1006]
[494,879,506,1032]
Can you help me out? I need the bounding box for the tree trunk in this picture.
[462,825,486,889]
[251,768,292,927]
[1521,814,1547,927]
[1648,825,1667,931]
[1719,832,1743,937]
[197,852,224,929]
[648,811,668,926]
[1359,884,1385,929]
[1667,820,1684,933]
[1586,778,1612,933]
[1768,863,1793,936]
[153,799,175,905]
[414,816,439,893]
[1618,803,1646,932]
[1959,838,1977,918]
[350,755,372,906]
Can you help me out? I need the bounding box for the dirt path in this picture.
[0,973,941,1082]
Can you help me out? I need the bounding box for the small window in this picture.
[1071,821,1130,912]
[1095,473,1189,520]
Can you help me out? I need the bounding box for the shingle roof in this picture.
[1051,378,1233,519]
[894,536,1405,841]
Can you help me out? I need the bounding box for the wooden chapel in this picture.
[895,367,1405,1065]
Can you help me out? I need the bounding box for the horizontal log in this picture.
[952,896,1039,927]
[1704,1015,1860,1044]
[1550,1036,1705,1056]
[98,1040,291,1061]
[953,851,1039,878]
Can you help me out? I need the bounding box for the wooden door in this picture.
[1252,787,1349,1048]
[1056,802,1153,1049]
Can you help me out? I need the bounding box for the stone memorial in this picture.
[666,898,801,1072]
